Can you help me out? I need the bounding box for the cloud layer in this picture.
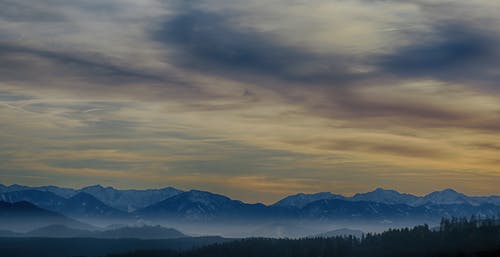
[1,0,500,203]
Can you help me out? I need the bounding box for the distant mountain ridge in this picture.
[0,184,183,212]
[1,184,500,227]
[274,192,345,208]
[136,190,270,221]
[272,188,500,207]
[80,185,183,211]
[0,184,78,198]
[0,190,129,221]
[351,188,420,205]
[4,184,500,208]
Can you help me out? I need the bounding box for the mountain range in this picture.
[276,188,500,207]
[1,184,500,233]
[0,184,182,212]
[0,190,130,222]
[136,190,271,221]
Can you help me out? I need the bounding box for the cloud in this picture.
[154,8,362,85]
[319,138,451,159]
[377,23,500,85]
[0,0,66,22]
[310,82,500,132]
[0,43,162,85]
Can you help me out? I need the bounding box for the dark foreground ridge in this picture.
[0,236,230,257]
[106,217,500,257]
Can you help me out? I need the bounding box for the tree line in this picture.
[107,216,500,257]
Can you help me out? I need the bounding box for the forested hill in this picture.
[107,216,500,257]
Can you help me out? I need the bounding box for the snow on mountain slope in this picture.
[273,192,345,208]
[352,188,419,205]
[80,185,183,211]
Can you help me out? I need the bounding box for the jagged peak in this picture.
[362,188,402,194]
[81,184,105,190]
[425,188,464,197]
[439,188,460,194]
[184,189,232,201]
[8,184,28,189]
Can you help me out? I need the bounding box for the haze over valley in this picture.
[1,184,499,238]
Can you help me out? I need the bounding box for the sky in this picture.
[1,0,500,204]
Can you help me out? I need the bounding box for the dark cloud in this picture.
[0,41,221,103]
[154,5,500,95]
[0,91,34,101]
[0,43,162,84]
[150,5,500,134]
[471,143,500,151]
[320,139,451,159]
[0,0,123,22]
[154,9,362,85]
[332,92,466,121]
[377,24,500,85]
[0,0,66,22]
[46,159,143,171]
[309,93,500,132]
